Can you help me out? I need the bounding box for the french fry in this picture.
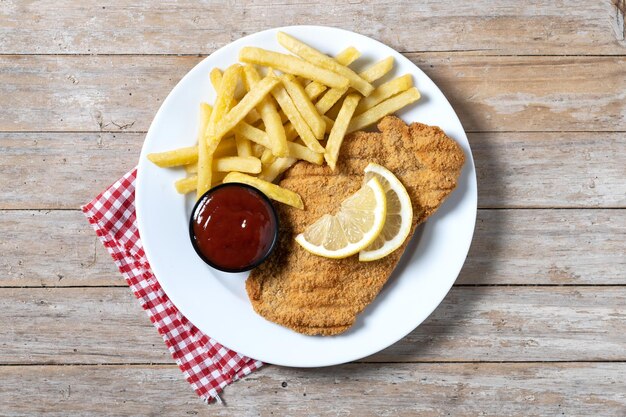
[359,56,394,83]
[252,143,265,158]
[303,81,327,102]
[335,46,361,66]
[184,162,198,174]
[324,115,335,133]
[313,57,395,117]
[209,68,223,92]
[325,94,361,170]
[232,121,272,148]
[277,32,373,96]
[211,67,261,124]
[242,65,288,157]
[260,147,276,165]
[182,136,238,174]
[288,141,324,165]
[234,133,252,157]
[176,172,227,194]
[223,172,304,209]
[214,156,262,174]
[148,145,198,168]
[281,74,326,140]
[239,47,349,89]
[259,157,297,182]
[355,74,413,115]
[283,122,298,142]
[315,86,349,115]
[199,64,241,198]
[175,176,198,194]
[302,46,360,101]
[214,75,280,140]
[347,87,421,133]
[271,74,325,153]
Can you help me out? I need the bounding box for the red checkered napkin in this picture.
[82,168,262,403]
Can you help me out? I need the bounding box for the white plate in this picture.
[136,25,477,367]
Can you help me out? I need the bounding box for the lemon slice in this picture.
[295,178,387,259]
[359,163,413,261]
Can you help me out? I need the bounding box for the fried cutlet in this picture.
[246,116,465,335]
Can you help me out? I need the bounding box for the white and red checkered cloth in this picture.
[82,168,262,403]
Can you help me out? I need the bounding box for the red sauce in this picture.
[190,184,277,271]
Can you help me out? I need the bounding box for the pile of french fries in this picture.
[147,32,420,209]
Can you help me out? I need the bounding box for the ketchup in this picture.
[190,183,278,272]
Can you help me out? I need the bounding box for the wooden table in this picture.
[2,2,625,415]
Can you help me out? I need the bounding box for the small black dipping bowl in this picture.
[189,182,279,273]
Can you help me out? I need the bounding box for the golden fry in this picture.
[271,79,325,153]
[288,141,324,165]
[281,74,326,139]
[176,172,227,194]
[302,46,360,101]
[214,75,280,140]
[209,68,223,93]
[359,56,394,83]
[315,86,348,115]
[355,74,413,115]
[147,146,198,168]
[232,121,272,148]
[277,32,373,96]
[347,87,420,133]
[325,94,361,170]
[234,133,252,157]
[259,157,297,182]
[323,115,334,133]
[243,65,288,157]
[303,81,327,102]
[239,47,349,89]
[199,64,241,198]
[214,156,262,174]
[223,172,304,209]
[184,162,198,174]
[181,136,237,174]
[261,147,276,165]
[175,176,198,194]
[335,46,361,66]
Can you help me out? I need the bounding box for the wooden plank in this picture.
[0,210,123,286]
[2,209,623,287]
[458,209,626,285]
[1,287,624,364]
[0,55,624,133]
[0,1,625,55]
[0,363,624,416]
[472,132,626,208]
[2,132,625,210]
[0,132,141,210]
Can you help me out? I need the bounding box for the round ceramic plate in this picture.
[136,25,477,367]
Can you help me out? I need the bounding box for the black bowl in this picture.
[189,182,279,273]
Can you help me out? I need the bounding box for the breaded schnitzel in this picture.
[246,116,465,335]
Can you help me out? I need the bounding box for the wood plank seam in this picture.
[615,0,626,41]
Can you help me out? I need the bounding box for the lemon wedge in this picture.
[359,163,413,261]
[295,177,387,259]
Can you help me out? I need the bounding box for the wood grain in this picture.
[0,210,122,286]
[1,287,623,364]
[1,363,624,416]
[2,209,623,287]
[1,1,625,55]
[0,55,624,133]
[2,131,625,210]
